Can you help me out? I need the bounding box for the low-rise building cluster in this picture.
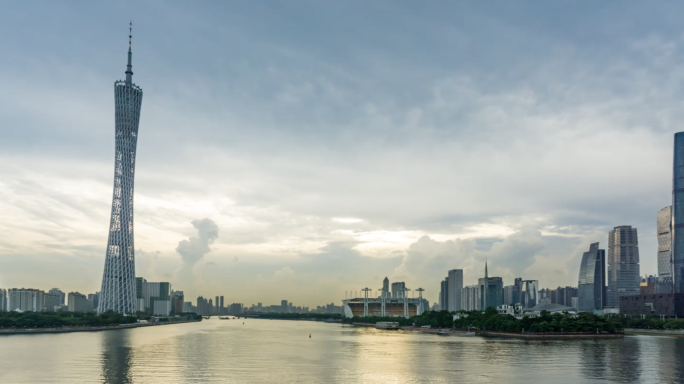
[0,287,98,313]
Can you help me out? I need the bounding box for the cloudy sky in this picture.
[1,1,682,307]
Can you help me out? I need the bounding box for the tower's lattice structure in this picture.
[98,24,143,315]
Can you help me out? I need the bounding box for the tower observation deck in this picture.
[98,25,143,315]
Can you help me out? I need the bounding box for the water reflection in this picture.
[608,338,641,382]
[676,337,684,381]
[580,340,608,381]
[2,320,684,383]
[100,331,133,384]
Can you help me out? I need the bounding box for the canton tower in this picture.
[98,24,143,315]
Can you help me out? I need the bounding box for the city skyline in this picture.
[2,2,684,306]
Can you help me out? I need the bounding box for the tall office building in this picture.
[229,303,243,315]
[483,261,489,308]
[220,296,224,314]
[547,286,579,307]
[657,206,673,293]
[382,277,389,299]
[577,242,606,312]
[564,286,578,307]
[504,285,519,305]
[68,292,94,312]
[281,300,288,313]
[477,261,504,309]
[88,293,100,309]
[522,280,539,308]
[197,296,211,315]
[461,285,479,311]
[674,132,684,293]
[447,269,463,311]
[439,279,448,311]
[607,226,640,308]
[143,282,171,315]
[98,26,144,315]
[171,294,184,315]
[391,282,406,299]
[44,293,61,311]
[0,289,6,312]
[514,277,523,305]
[48,288,66,305]
[135,277,147,312]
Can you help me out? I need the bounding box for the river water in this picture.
[0,319,683,383]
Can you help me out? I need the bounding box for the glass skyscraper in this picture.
[98,29,143,315]
[657,206,673,293]
[522,280,539,309]
[577,242,605,312]
[607,226,640,308]
[673,132,684,294]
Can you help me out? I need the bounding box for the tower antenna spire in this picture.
[125,21,133,84]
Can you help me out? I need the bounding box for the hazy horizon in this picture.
[2,1,683,306]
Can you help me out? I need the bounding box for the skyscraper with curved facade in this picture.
[577,242,605,312]
[673,132,684,294]
[98,29,143,315]
[606,226,640,308]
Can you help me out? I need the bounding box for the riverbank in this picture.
[350,322,376,327]
[250,317,343,323]
[350,323,470,336]
[0,319,200,335]
[478,330,624,339]
[624,328,684,337]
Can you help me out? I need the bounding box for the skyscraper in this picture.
[607,226,640,308]
[483,261,488,308]
[0,289,6,312]
[98,26,144,315]
[478,277,504,309]
[461,285,479,311]
[673,133,684,294]
[447,269,463,311]
[503,285,518,305]
[577,242,606,312]
[439,279,448,311]
[514,277,523,306]
[382,277,389,299]
[522,280,539,308]
[391,282,406,299]
[48,288,66,305]
[478,262,504,309]
[68,292,94,312]
[657,206,674,293]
